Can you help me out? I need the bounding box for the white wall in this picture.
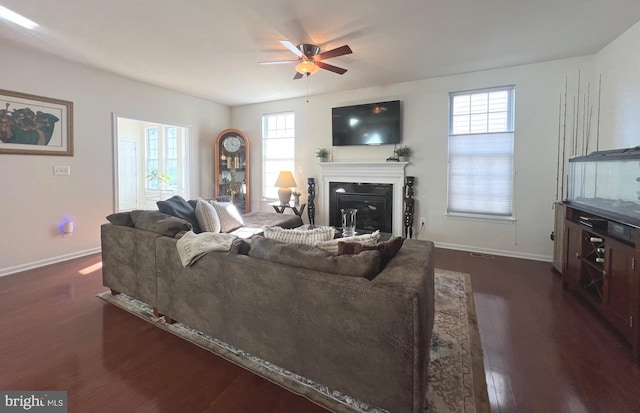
[594,20,640,149]
[0,44,230,275]
[232,56,595,261]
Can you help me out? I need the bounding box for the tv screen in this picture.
[332,100,401,146]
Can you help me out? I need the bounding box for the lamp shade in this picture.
[295,60,320,75]
[274,171,297,188]
[275,171,297,204]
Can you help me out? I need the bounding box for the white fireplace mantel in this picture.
[318,162,408,236]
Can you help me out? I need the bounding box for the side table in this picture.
[270,201,307,217]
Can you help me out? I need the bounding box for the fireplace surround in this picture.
[319,162,408,237]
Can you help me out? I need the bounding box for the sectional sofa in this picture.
[101,209,435,413]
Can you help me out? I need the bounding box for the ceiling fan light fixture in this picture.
[295,60,320,75]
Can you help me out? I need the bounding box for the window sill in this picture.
[445,212,515,224]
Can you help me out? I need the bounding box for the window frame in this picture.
[447,85,516,220]
[262,111,295,201]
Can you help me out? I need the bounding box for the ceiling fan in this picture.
[259,40,352,79]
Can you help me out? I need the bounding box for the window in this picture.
[144,126,188,191]
[146,128,159,189]
[165,127,178,187]
[262,112,295,200]
[448,86,515,217]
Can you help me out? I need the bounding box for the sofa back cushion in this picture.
[106,211,134,227]
[130,210,192,237]
[157,195,201,233]
[339,236,404,271]
[248,237,380,278]
[263,225,335,245]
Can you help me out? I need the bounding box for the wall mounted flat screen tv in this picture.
[332,100,401,146]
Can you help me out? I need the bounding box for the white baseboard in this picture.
[0,247,102,277]
[434,242,552,263]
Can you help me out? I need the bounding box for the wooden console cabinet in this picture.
[559,205,640,363]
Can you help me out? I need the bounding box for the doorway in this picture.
[114,116,190,212]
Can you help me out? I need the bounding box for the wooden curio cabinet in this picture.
[214,129,250,214]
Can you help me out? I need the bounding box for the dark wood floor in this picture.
[1,249,639,413]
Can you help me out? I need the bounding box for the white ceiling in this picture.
[1,0,639,107]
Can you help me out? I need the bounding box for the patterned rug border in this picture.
[98,269,489,413]
[462,272,490,413]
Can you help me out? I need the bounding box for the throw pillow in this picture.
[315,230,381,255]
[195,199,221,233]
[188,196,231,209]
[106,211,134,227]
[211,201,244,232]
[263,225,335,245]
[130,210,192,237]
[157,195,202,233]
[248,237,380,278]
[338,236,404,270]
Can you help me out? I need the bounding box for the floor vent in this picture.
[470,252,495,259]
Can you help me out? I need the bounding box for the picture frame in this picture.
[0,89,73,156]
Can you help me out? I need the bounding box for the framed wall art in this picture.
[0,89,73,156]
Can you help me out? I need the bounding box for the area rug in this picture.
[97,269,489,413]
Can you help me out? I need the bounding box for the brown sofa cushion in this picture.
[248,237,380,278]
[338,236,404,270]
[130,210,192,237]
[106,211,134,227]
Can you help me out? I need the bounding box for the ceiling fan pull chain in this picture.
[306,73,310,103]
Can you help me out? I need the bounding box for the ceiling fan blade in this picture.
[293,72,304,80]
[315,61,348,75]
[279,40,305,58]
[258,60,298,65]
[315,45,352,60]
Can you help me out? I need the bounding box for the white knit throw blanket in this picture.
[176,231,238,267]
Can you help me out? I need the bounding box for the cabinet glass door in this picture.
[214,129,250,213]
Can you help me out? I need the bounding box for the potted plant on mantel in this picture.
[394,145,413,162]
[316,148,330,162]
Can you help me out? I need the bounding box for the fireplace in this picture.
[329,182,393,234]
[318,162,408,237]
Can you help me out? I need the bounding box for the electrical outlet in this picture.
[420,217,426,226]
[53,166,70,176]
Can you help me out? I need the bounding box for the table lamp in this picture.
[274,171,297,205]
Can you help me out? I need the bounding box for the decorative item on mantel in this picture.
[394,145,412,162]
[316,147,330,162]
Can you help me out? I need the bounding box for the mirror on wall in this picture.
[114,116,190,212]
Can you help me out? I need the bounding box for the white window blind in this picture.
[262,112,295,200]
[448,86,514,217]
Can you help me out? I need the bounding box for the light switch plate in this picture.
[53,166,70,176]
